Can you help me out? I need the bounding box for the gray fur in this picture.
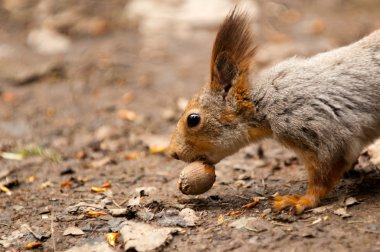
[252,30,380,170]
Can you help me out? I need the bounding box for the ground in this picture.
[1,0,380,251]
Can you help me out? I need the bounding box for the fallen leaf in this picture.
[66,202,105,214]
[333,208,351,218]
[38,180,52,189]
[122,92,135,104]
[242,199,259,209]
[102,181,111,188]
[86,210,108,217]
[229,217,257,229]
[0,152,23,160]
[77,177,88,183]
[217,215,225,225]
[227,210,242,216]
[119,221,180,251]
[263,208,271,215]
[63,226,85,236]
[91,187,107,193]
[149,146,167,154]
[60,181,73,188]
[311,217,322,225]
[28,176,37,183]
[109,208,128,217]
[23,224,46,241]
[95,125,115,141]
[309,205,333,214]
[106,232,119,247]
[76,150,87,159]
[178,208,199,226]
[91,157,112,168]
[157,208,199,227]
[2,91,15,102]
[118,109,137,121]
[25,241,43,249]
[124,152,140,160]
[0,185,12,196]
[140,134,170,154]
[345,197,359,207]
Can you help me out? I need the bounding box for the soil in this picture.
[1,0,380,251]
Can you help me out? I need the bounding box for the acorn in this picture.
[178,161,216,195]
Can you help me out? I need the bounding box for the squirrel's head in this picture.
[168,10,267,164]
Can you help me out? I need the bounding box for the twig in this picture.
[51,211,56,252]
[112,200,122,208]
[118,198,129,207]
[24,224,40,240]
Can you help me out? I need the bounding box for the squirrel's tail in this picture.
[210,8,256,90]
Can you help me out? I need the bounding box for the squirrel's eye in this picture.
[187,113,201,128]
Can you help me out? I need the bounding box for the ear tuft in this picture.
[210,8,256,92]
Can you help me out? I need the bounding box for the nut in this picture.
[178,161,216,195]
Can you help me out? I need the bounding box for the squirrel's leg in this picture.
[273,155,347,214]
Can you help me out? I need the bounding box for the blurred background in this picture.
[1,0,380,251]
[0,0,379,145]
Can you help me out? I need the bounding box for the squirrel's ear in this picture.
[212,51,238,93]
[210,8,255,94]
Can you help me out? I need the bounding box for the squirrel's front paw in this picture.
[273,194,317,214]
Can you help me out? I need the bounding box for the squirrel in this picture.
[168,9,380,214]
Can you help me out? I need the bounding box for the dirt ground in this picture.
[1,0,380,251]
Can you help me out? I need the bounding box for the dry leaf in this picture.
[122,92,135,104]
[28,176,37,183]
[124,152,140,160]
[118,109,137,121]
[333,208,351,218]
[2,91,15,102]
[0,185,12,196]
[91,187,107,193]
[227,210,242,216]
[46,108,56,117]
[25,241,43,249]
[77,177,88,183]
[38,180,52,189]
[311,217,322,225]
[91,157,112,168]
[102,181,111,188]
[60,181,73,188]
[149,146,167,154]
[106,232,119,247]
[86,210,108,217]
[242,198,260,209]
[0,152,23,160]
[345,197,359,207]
[311,17,326,34]
[76,150,87,159]
[63,226,85,236]
[217,215,225,225]
[309,205,332,214]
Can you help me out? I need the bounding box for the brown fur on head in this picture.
[168,9,262,164]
